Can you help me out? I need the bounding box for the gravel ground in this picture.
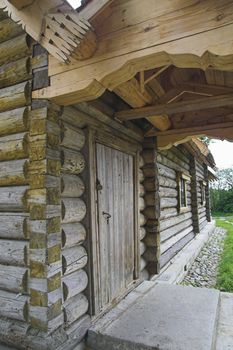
[182,226,227,288]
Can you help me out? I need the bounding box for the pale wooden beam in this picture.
[116,93,233,121]
[113,78,171,131]
[79,0,114,21]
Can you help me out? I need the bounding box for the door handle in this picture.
[102,211,111,223]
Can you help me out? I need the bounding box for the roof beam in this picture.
[8,0,34,10]
[115,93,233,121]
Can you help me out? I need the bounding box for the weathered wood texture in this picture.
[141,137,160,276]
[158,145,194,269]
[60,113,89,330]
[0,12,32,336]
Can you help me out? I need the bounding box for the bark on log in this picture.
[0,81,31,113]
[0,239,28,266]
[0,186,27,212]
[61,123,85,151]
[62,222,86,248]
[0,213,28,239]
[0,57,31,89]
[0,265,28,293]
[63,293,88,327]
[0,158,28,186]
[0,132,28,161]
[0,107,28,136]
[0,34,31,66]
[62,269,88,301]
[0,290,28,321]
[62,245,87,275]
[61,149,85,174]
[61,175,85,198]
[0,18,23,43]
[61,198,86,224]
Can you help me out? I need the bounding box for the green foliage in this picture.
[210,167,233,214]
[216,219,233,292]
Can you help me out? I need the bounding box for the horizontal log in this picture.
[139,197,145,211]
[161,227,193,254]
[62,269,88,301]
[139,155,145,168]
[61,149,85,174]
[140,242,146,255]
[160,197,178,209]
[0,158,28,186]
[158,175,177,188]
[0,186,27,212]
[138,168,144,183]
[139,226,146,240]
[0,34,31,66]
[139,213,146,226]
[144,192,159,207]
[0,239,28,266]
[0,17,23,43]
[0,213,28,239]
[158,163,176,179]
[157,153,189,173]
[143,178,157,192]
[142,164,157,178]
[142,149,156,164]
[160,207,178,220]
[61,174,85,198]
[0,107,28,136]
[0,132,28,161]
[62,245,88,275]
[139,183,145,197]
[160,211,192,231]
[61,198,86,224]
[140,257,147,271]
[0,81,31,113]
[61,123,85,151]
[159,187,177,198]
[0,57,31,89]
[161,218,193,243]
[0,264,28,293]
[0,290,28,321]
[62,222,86,248]
[143,206,156,220]
[161,231,194,268]
[63,293,88,327]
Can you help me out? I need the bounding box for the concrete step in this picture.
[87,283,220,350]
[216,292,233,350]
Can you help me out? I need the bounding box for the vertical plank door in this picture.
[96,143,135,313]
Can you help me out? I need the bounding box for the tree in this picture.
[210,167,233,213]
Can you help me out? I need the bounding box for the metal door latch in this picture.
[102,211,111,224]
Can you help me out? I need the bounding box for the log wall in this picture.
[196,159,208,230]
[157,146,195,269]
[60,107,91,339]
[0,9,31,341]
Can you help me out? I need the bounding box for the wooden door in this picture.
[95,142,135,313]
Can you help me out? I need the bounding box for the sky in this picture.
[209,140,233,169]
[67,0,81,8]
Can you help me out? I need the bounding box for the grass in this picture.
[212,212,233,218]
[215,218,233,292]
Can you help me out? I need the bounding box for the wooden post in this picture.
[141,137,160,276]
[190,155,200,233]
[204,164,211,222]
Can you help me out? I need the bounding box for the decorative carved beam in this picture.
[0,0,98,62]
[146,121,233,149]
[115,93,233,121]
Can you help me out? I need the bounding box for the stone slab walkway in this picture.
[182,227,227,288]
[87,283,220,350]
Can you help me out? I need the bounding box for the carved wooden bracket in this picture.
[0,0,97,62]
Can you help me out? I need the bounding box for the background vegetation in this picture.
[210,168,233,215]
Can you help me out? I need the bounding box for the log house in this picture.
[0,1,230,349]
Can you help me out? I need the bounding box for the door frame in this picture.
[85,127,141,318]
